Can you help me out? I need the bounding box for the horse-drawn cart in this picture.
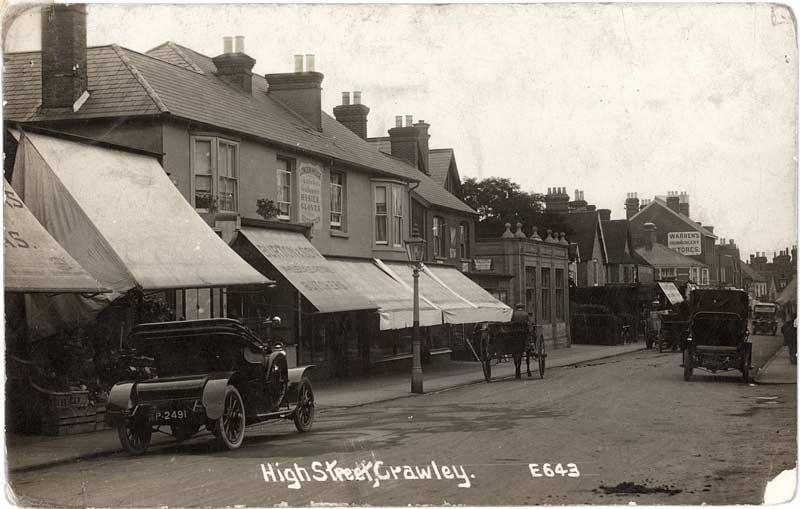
[468,322,546,382]
[658,312,689,352]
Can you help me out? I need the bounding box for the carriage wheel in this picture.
[537,336,546,379]
[481,336,492,382]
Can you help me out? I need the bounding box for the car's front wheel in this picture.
[118,418,151,455]
[215,385,246,450]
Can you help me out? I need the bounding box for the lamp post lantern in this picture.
[404,225,427,394]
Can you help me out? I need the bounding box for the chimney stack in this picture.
[644,222,657,251]
[569,189,588,212]
[212,35,256,93]
[544,187,570,214]
[388,115,430,173]
[266,54,324,130]
[679,191,690,216]
[625,192,640,219]
[41,4,88,110]
[666,191,680,213]
[333,90,370,139]
[597,209,611,222]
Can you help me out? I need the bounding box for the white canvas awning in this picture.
[11,130,270,337]
[377,260,511,325]
[327,257,442,330]
[3,179,108,293]
[238,228,375,314]
[658,282,685,306]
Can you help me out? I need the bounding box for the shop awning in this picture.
[327,258,442,330]
[238,228,376,314]
[3,179,109,293]
[12,130,271,293]
[423,264,513,323]
[378,260,512,324]
[658,282,685,306]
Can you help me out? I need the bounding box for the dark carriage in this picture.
[751,303,778,336]
[682,289,752,382]
[105,318,315,454]
[473,321,546,382]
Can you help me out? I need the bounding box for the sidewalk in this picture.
[756,346,798,384]
[5,342,644,473]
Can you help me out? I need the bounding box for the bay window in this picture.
[375,186,388,244]
[392,186,403,247]
[191,136,239,212]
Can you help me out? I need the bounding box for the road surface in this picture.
[8,336,796,506]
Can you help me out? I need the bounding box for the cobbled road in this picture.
[8,336,796,507]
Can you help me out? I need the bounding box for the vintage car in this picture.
[105,318,315,454]
[682,289,752,382]
[752,303,778,335]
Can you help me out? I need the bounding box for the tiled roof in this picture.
[602,219,636,264]
[740,262,765,282]
[3,45,419,183]
[635,243,707,268]
[2,46,163,121]
[367,137,391,154]
[428,148,454,187]
[412,169,475,215]
[145,42,204,73]
[562,212,606,264]
[632,198,717,239]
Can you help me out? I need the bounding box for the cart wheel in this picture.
[480,335,492,382]
[117,418,151,455]
[215,385,246,450]
[645,335,653,349]
[537,336,546,379]
[293,377,315,432]
[742,351,752,383]
[683,349,693,381]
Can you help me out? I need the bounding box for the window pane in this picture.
[277,164,291,219]
[376,217,387,243]
[194,140,212,175]
[375,186,387,243]
[195,175,213,209]
[330,173,343,228]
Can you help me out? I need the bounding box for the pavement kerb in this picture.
[754,346,796,385]
[8,344,646,473]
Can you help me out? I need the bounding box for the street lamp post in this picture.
[404,226,427,394]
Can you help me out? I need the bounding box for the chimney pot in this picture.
[294,55,304,72]
[405,115,413,127]
[223,36,234,54]
[395,116,403,128]
[341,92,350,105]
[305,54,316,72]
[234,35,245,53]
[265,63,325,130]
[353,91,362,105]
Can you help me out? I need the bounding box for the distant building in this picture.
[634,223,708,283]
[748,248,797,301]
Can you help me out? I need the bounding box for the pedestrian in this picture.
[781,314,797,365]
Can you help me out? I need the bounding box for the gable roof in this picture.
[740,262,766,282]
[602,219,637,264]
[631,198,718,239]
[634,243,707,268]
[562,212,608,264]
[427,148,457,185]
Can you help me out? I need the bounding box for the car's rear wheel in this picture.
[293,378,315,433]
[215,385,246,450]
[118,418,151,455]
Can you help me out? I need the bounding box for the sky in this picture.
[3,2,797,259]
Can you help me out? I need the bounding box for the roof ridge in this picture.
[631,199,717,238]
[110,44,169,113]
[144,41,206,74]
[120,44,212,77]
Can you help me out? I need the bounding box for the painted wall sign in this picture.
[298,163,322,232]
[473,258,493,271]
[667,231,702,255]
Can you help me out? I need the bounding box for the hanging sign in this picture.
[667,231,702,255]
[298,163,322,232]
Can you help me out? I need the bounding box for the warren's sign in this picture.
[667,231,702,255]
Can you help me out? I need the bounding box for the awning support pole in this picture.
[411,264,423,394]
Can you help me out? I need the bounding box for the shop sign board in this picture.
[473,258,493,271]
[667,231,702,255]
[298,163,322,232]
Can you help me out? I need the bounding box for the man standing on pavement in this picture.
[781,314,797,365]
[509,303,529,379]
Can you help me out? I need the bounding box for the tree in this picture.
[462,177,545,238]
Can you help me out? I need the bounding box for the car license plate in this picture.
[155,409,188,422]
